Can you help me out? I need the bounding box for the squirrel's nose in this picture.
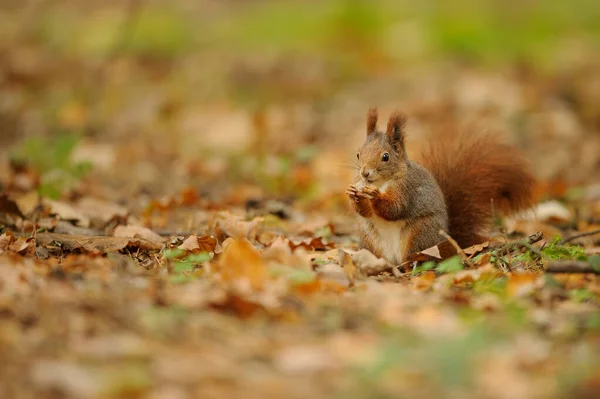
[361,169,372,179]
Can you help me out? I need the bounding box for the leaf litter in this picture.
[1,4,600,397]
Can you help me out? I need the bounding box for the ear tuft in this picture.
[366,107,378,136]
[386,111,407,151]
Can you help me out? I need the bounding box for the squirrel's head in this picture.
[356,108,408,186]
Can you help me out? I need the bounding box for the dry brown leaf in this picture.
[114,225,165,243]
[75,197,128,225]
[217,237,266,291]
[349,249,395,276]
[14,191,40,216]
[317,263,350,287]
[0,231,15,253]
[210,293,265,319]
[211,211,262,242]
[453,264,501,285]
[35,232,164,253]
[10,236,35,256]
[412,271,436,291]
[340,250,357,286]
[506,273,540,298]
[262,237,310,270]
[45,199,90,227]
[421,245,442,259]
[288,237,334,252]
[178,234,218,253]
[463,241,489,256]
[0,194,26,219]
[474,252,493,266]
[405,240,457,264]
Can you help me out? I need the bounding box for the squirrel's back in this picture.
[419,133,536,248]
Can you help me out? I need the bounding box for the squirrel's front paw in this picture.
[346,184,361,202]
[359,185,380,200]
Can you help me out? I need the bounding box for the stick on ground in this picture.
[545,261,600,275]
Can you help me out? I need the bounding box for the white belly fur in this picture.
[370,217,407,265]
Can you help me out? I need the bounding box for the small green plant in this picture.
[436,256,465,273]
[569,288,598,304]
[163,248,211,284]
[542,237,587,261]
[13,133,92,199]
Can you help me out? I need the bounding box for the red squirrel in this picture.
[346,108,535,266]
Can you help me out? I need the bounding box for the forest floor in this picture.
[1,1,600,398]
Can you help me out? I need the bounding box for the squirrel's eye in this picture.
[382,153,390,162]
[357,153,360,160]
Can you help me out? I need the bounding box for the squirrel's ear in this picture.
[386,111,407,152]
[366,107,378,136]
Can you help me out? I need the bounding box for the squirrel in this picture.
[346,108,536,266]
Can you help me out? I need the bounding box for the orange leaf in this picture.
[218,237,266,290]
[506,273,539,298]
[412,271,436,291]
[289,237,334,252]
[178,235,218,253]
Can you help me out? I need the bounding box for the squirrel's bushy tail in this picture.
[420,133,536,248]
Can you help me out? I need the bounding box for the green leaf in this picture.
[173,262,195,273]
[436,256,464,273]
[163,248,185,260]
[411,260,437,275]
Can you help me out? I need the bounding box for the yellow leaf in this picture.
[218,237,266,290]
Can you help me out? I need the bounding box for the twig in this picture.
[491,231,544,254]
[560,229,600,245]
[439,230,473,268]
[545,261,600,275]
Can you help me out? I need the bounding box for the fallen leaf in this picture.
[316,263,350,286]
[474,252,493,266]
[289,237,334,252]
[405,240,456,264]
[0,194,26,219]
[211,211,263,242]
[349,249,396,276]
[453,264,501,285]
[31,361,100,398]
[340,250,356,286]
[178,234,217,253]
[75,197,128,225]
[464,241,489,256]
[114,225,166,243]
[274,345,336,375]
[262,237,310,270]
[179,186,200,206]
[0,231,15,253]
[506,273,540,298]
[45,199,90,227]
[35,232,164,253]
[10,236,35,256]
[217,237,266,291]
[210,293,264,318]
[412,271,436,291]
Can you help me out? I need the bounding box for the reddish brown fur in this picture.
[419,133,536,248]
[386,111,407,152]
[366,108,378,135]
[350,196,372,218]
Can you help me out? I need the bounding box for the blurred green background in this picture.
[1,0,599,200]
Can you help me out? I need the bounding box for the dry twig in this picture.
[439,229,473,268]
[561,229,600,245]
[545,261,600,275]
